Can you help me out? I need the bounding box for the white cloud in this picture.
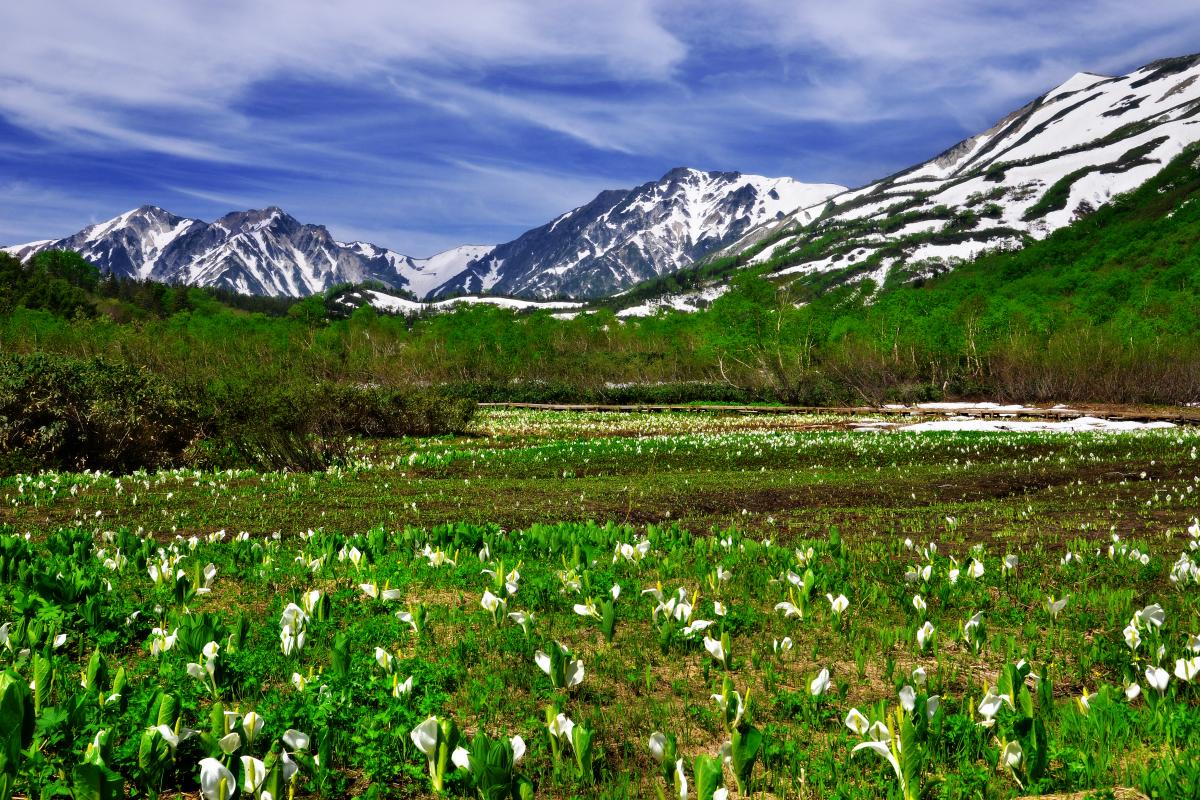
[0,1,683,147]
[2,1,1199,252]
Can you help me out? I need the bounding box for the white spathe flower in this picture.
[773,636,793,655]
[916,621,936,650]
[774,601,803,619]
[826,593,849,615]
[1045,595,1069,619]
[680,619,714,638]
[674,759,688,800]
[153,724,194,751]
[844,708,870,736]
[1174,656,1200,683]
[852,737,902,786]
[911,666,927,686]
[899,685,916,713]
[511,735,526,762]
[243,711,264,744]
[1002,740,1023,770]
[967,559,985,579]
[393,675,414,697]
[1124,623,1142,651]
[218,732,241,755]
[240,756,267,794]
[703,635,726,665]
[280,626,298,657]
[481,590,504,613]
[283,729,310,751]
[199,757,236,800]
[548,712,575,742]
[1125,681,1142,701]
[279,751,299,785]
[648,732,668,762]
[977,691,1009,727]
[573,599,600,619]
[1137,603,1166,629]
[411,716,439,756]
[912,595,926,613]
[451,746,470,771]
[507,610,534,634]
[300,590,322,615]
[809,668,831,697]
[565,660,585,688]
[1146,665,1170,695]
[375,647,394,673]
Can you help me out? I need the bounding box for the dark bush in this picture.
[0,354,477,474]
[444,380,770,405]
[0,353,201,473]
[189,382,476,471]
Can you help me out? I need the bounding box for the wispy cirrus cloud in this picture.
[1,1,1198,253]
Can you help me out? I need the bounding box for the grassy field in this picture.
[1,409,1199,799]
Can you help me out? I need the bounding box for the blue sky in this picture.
[2,1,1199,256]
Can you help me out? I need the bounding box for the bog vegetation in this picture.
[1,113,1199,800]
[2,146,1199,464]
[0,411,1198,799]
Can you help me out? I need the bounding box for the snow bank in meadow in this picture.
[896,416,1176,433]
[884,402,1032,412]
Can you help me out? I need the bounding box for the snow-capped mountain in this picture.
[730,54,1200,289]
[8,53,1199,307]
[2,205,491,299]
[3,168,840,301]
[433,168,844,299]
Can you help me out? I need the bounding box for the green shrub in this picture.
[190,382,476,471]
[0,353,200,474]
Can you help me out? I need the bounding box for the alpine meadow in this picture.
[2,4,1200,800]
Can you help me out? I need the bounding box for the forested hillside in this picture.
[2,144,1199,418]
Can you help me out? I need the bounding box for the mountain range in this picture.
[5,53,1200,307]
[3,170,841,302]
[731,53,1200,293]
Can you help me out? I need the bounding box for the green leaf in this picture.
[71,762,123,800]
[730,724,762,793]
[692,755,723,800]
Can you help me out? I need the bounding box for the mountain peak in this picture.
[1045,71,1112,100]
[730,51,1200,295]
[660,166,702,181]
[215,206,298,234]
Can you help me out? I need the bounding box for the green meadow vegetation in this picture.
[1,144,1199,465]
[1,410,1199,799]
[1,106,1199,800]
